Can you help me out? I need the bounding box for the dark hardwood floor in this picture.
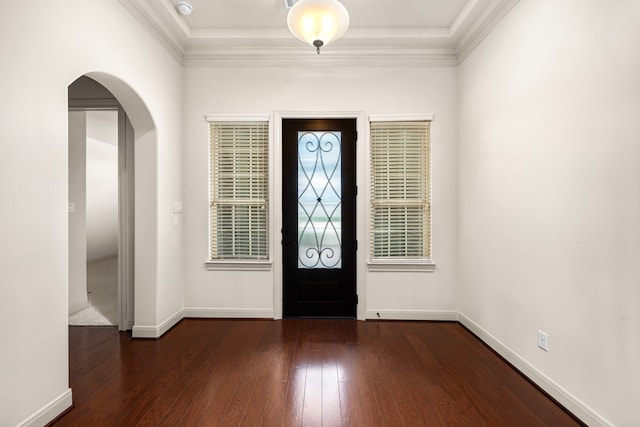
[52,319,583,426]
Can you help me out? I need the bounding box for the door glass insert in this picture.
[297,131,342,269]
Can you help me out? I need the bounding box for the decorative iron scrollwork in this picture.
[297,131,342,269]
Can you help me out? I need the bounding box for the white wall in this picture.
[86,111,119,260]
[68,112,88,315]
[183,66,458,319]
[0,1,183,425]
[458,1,640,425]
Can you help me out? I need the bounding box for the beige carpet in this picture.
[69,256,118,326]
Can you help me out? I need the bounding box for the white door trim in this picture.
[273,111,366,320]
[118,109,135,331]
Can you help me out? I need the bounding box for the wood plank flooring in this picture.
[52,319,584,426]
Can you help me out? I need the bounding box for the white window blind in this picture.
[209,120,269,260]
[370,120,431,260]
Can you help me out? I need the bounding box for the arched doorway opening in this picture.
[67,73,155,331]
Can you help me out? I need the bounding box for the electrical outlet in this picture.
[537,330,549,352]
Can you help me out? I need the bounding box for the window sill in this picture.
[367,260,436,272]
[205,260,272,271]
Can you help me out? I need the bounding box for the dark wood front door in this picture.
[282,118,357,317]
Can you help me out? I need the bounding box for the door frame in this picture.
[68,100,135,331]
[117,109,135,331]
[273,111,367,320]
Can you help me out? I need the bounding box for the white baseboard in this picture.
[132,308,184,339]
[97,304,611,426]
[183,307,274,319]
[16,388,72,427]
[365,309,458,321]
[458,313,612,427]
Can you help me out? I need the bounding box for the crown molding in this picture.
[183,47,458,68]
[119,0,185,64]
[456,0,520,64]
[450,0,480,36]
[120,0,520,68]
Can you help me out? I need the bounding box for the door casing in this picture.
[273,111,367,320]
[68,100,135,331]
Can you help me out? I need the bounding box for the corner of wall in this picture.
[16,389,72,427]
[132,308,184,339]
[458,312,613,427]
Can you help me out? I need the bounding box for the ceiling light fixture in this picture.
[175,1,193,16]
[287,0,349,54]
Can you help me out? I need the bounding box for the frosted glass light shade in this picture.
[287,0,349,53]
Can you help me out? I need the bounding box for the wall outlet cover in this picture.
[537,330,549,352]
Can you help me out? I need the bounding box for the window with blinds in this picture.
[209,120,269,260]
[370,120,431,260]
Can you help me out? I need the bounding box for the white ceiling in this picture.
[120,0,519,66]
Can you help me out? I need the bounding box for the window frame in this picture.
[367,114,435,272]
[205,114,272,271]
